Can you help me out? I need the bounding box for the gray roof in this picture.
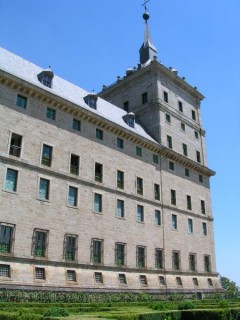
[0,47,156,143]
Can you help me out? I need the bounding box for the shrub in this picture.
[152,302,167,310]
[43,307,69,317]
[177,301,195,310]
[218,300,230,308]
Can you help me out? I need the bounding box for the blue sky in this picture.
[1,0,240,286]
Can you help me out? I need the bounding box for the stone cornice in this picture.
[99,59,205,102]
[0,71,214,177]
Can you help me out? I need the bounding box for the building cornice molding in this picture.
[0,71,214,177]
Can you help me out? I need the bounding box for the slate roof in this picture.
[0,47,157,144]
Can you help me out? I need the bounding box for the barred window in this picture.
[0,223,15,254]
[64,235,77,261]
[32,229,48,257]
[91,239,103,264]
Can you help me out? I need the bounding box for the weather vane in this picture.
[141,0,150,12]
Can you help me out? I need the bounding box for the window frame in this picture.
[155,248,163,269]
[67,185,78,207]
[64,234,78,261]
[137,204,144,223]
[136,146,142,157]
[38,177,50,201]
[163,91,169,103]
[70,154,80,175]
[16,94,27,109]
[115,242,126,266]
[172,250,180,270]
[96,128,103,140]
[116,199,125,218]
[41,144,53,167]
[95,162,103,183]
[136,246,146,268]
[32,229,48,258]
[46,107,56,121]
[0,223,15,254]
[172,214,177,230]
[189,253,197,271]
[155,210,162,226]
[117,170,124,189]
[136,177,143,195]
[72,118,81,131]
[94,193,102,213]
[5,168,18,193]
[91,239,103,264]
[9,133,22,158]
[188,218,193,234]
[117,137,124,149]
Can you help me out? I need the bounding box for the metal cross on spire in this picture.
[141,0,150,12]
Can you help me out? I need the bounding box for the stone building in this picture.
[0,11,222,296]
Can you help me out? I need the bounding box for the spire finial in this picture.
[141,0,150,22]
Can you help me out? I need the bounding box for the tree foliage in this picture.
[220,275,240,299]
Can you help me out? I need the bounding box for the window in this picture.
[172,214,177,230]
[153,154,159,164]
[204,255,211,273]
[70,154,79,175]
[159,276,165,285]
[182,143,188,156]
[38,178,50,200]
[92,239,103,264]
[172,251,180,270]
[195,130,199,139]
[155,249,163,269]
[32,229,48,257]
[68,186,78,207]
[181,122,185,132]
[41,144,52,167]
[84,94,97,109]
[167,135,172,149]
[202,222,207,236]
[165,113,171,123]
[72,118,81,131]
[123,101,129,112]
[115,243,125,266]
[188,218,193,234]
[16,94,27,108]
[155,210,161,226]
[193,278,199,286]
[95,163,103,182]
[137,177,143,195]
[176,277,182,286]
[64,235,77,261]
[96,128,103,140]
[142,92,148,104]
[137,246,146,268]
[117,170,124,189]
[137,205,144,223]
[208,278,213,287]
[178,101,183,112]
[5,168,18,192]
[94,193,102,213]
[189,253,196,271]
[169,161,175,171]
[0,264,10,277]
[139,275,147,285]
[94,272,103,283]
[35,267,45,280]
[118,273,127,284]
[9,133,22,157]
[185,168,190,177]
[126,115,135,128]
[192,110,196,121]
[171,189,176,205]
[67,270,76,282]
[117,137,124,149]
[46,107,56,120]
[196,151,201,163]
[37,70,53,88]
[199,174,203,183]
[0,223,14,254]
[116,199,124,218]
[201,200,206,214]
[136,146,142,157]
[187,195,192,210]
[163,91,168,103]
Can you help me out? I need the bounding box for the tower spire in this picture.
[139,1,157,65]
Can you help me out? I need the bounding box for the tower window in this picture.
[142,92,148,104]
[178,101,183,112]
[46,107,56,120]
[123,101,129,112]
[96,128,103,140]
[72,118,81,131]
[165,113,171,123]
[136,146,142,157]
[167,135,172,149]
[163,91,168,103]
[192,110,196,121]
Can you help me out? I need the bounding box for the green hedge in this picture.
[0,311,42,320]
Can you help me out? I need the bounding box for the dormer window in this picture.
[123,112,135,128]
[84,93,98,109]
[37,69,54,88]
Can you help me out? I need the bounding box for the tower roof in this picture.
[139,9,157,65]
